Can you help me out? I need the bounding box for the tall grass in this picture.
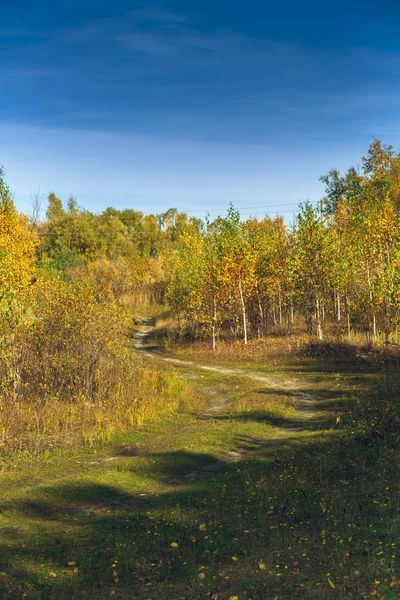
[0,277,192,460]
[0,360,190,456]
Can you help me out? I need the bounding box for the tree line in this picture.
[167,139,400,347]
[0,169,193,450]
[2,137,400,362]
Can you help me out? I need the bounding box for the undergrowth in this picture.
[1,310,400,598]
[0,289,192,460]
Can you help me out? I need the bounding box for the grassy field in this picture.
[0,322,399,599]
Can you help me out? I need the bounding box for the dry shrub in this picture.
[86,257,133,300]
[0,273,191,458]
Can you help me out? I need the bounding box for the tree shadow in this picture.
[120,450,220,484]
[211,382,356,431]
[1,421,398,599]
[1,349,398,599]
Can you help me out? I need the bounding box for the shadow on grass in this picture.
[213,409,324,430]
[0,424,398,599]
[122,450,220,484]
[0,374,399,599]
[211,383,355,431]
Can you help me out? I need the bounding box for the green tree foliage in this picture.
[215,206,256,344]
[292,203,333,339]
[167,230,207,335]
[0,169,195,451]
[6,138,400,363]
[167,140,400,346]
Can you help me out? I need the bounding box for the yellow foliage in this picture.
[0,201,37,297]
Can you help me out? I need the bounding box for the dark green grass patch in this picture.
[0,344,399,599]
[0,428,398,599]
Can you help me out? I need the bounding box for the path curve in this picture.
[133,321,317,476]
[133,322,316,412]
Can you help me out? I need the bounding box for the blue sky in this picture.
[2,0,400,220]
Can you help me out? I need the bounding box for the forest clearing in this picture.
[1,141,400,599]
[0,313,399,599]
[3,0,400,596]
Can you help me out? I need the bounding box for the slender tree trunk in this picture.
[278,293,283,326]
[272,305,277,326]
[346,296,351,340]
[177,314,181,336]
[258,295,264,338]
[238,276,247,345]
[211,295,217,350]
[290,298,294,325]
[316,295,323,341]
[337,293,341,322]
[366,262,376,338]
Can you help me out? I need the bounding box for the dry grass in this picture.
[1,318,399,599]
[0,361,192,460]
[0,288,193,461]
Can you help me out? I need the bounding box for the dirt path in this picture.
[133,321,318,476]
[133,321,315,412]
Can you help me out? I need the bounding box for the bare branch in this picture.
[30,188,44,227]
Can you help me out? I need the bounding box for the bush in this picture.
[0,273,191,456]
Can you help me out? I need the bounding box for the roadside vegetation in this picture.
[0,140,399,598]
[167,139,400,349]
[0,176,192,458]
[0,334,399,599]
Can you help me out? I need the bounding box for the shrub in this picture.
[0,273,191,456]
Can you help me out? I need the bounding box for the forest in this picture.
[2,139,400,449]
[1,140,400,599]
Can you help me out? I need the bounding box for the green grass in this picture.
[0,337,399,599]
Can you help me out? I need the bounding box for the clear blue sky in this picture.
[2,0,400,220]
